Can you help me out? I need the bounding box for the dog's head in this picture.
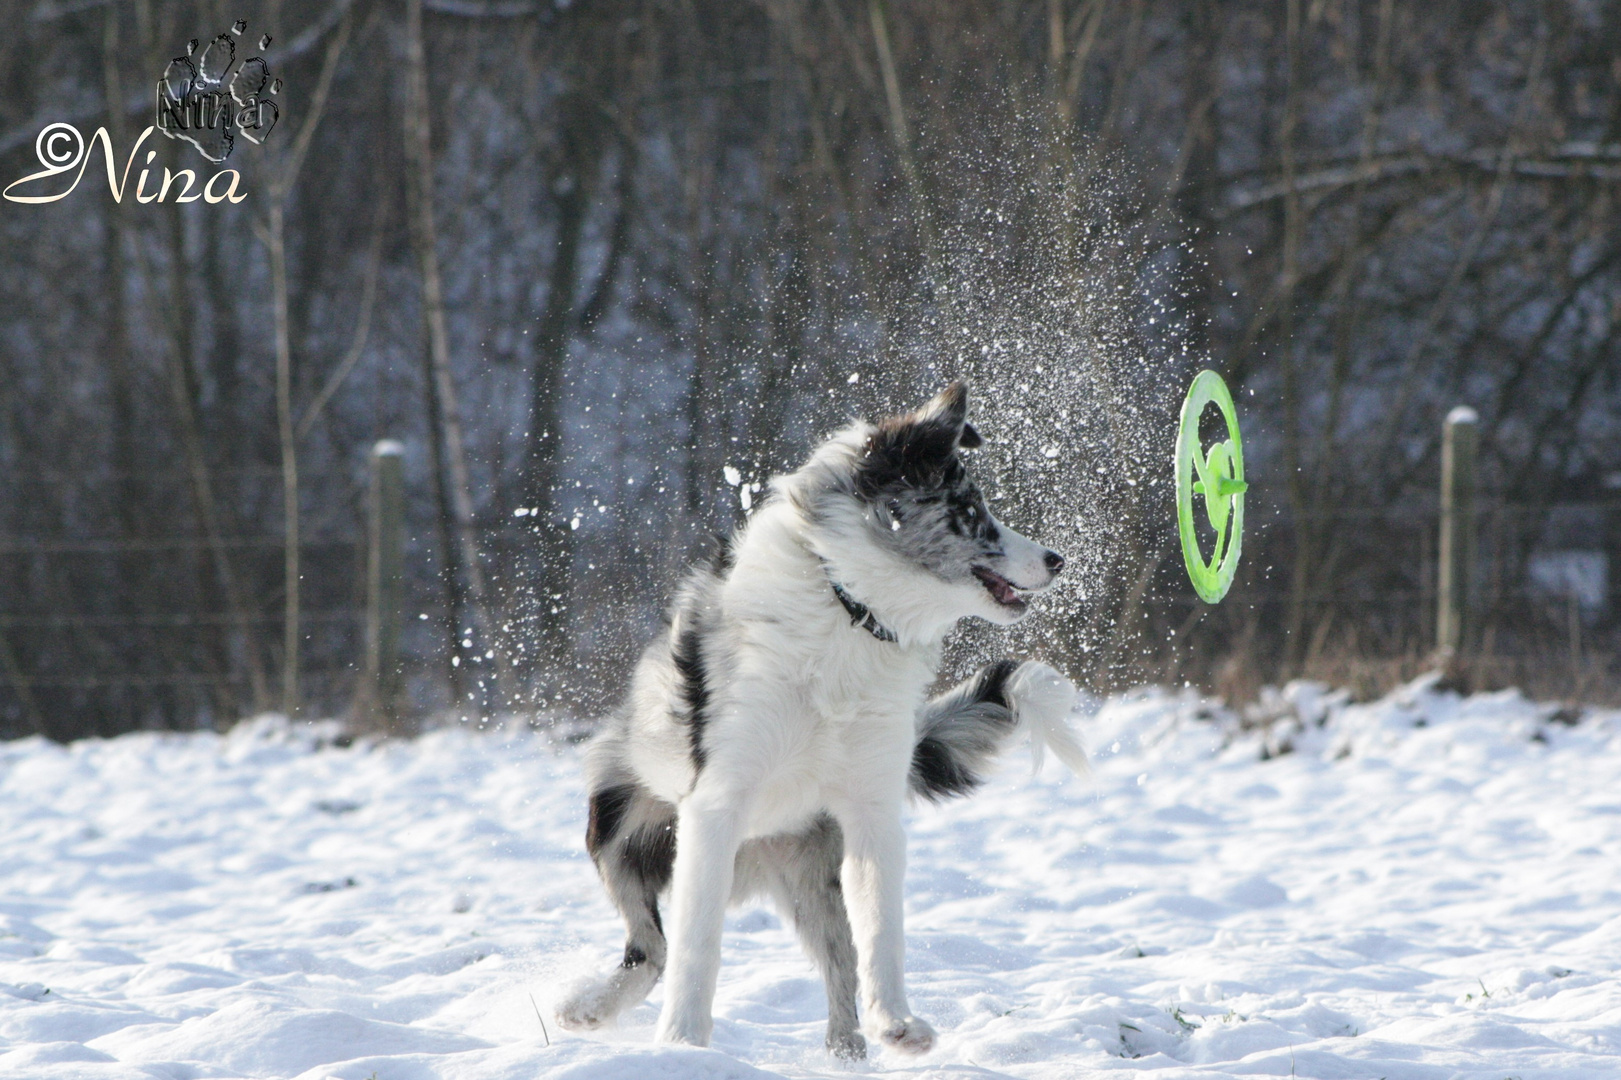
[841,382,1065,626]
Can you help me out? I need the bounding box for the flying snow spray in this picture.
[1174,370,1247,604]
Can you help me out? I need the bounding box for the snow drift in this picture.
[1,677,1618,1079]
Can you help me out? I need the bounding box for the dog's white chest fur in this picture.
[635,501,942,838]
[731,635,935,839]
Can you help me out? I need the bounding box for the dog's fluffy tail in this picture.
[910,660,1087,802]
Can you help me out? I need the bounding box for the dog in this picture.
[556,382,1089,1058]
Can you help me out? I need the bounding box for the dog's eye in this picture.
[884,499,903,531]
[966,505,977,519]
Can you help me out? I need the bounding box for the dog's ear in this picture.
[856,381,976,496]
[916,381,968,427]
[914,381,981,450]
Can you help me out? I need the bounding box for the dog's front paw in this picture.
[654,1009,712,1047]
[1007,661,1089,776]
[875,1015,936,1055]
[1007,661,1077,722]
[828,1028,867,1060]
[556,978,618,1030]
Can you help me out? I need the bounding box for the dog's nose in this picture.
[1043,550,1065,574]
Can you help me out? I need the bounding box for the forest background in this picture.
[1,0,1617,739]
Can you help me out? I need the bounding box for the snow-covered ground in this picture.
[2,676,1618,1079]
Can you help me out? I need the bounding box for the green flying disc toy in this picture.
[1175,370,1247,604]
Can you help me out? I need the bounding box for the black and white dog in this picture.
[558,383,1088,1058]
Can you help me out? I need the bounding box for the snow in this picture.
[2,679,1619,1079]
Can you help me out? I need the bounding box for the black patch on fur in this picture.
[854,382,974,499]
[909,660,1022,802]
[975,659,1021,711]
[671,625,709,771]
[911,734,981,802]
[708,532,736,576]
[622,944,648,968]
[585,784,635,859]
[940,471,999,542]
[623,819,677,895]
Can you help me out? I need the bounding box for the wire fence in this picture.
[1124,494,1619,704]
[1,484,1616,739]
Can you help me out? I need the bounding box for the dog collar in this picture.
[827,578,899,644]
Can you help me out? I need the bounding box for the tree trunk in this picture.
[268,200,301,717]
[403,0,508,709]
[520,91,595,678]
[257,9,354,718]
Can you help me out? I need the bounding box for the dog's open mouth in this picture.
[972,566,1030,612]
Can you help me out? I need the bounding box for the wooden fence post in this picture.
[1437,406,1478,655]
[364,440,405,726]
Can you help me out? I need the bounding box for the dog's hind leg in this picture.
[557,784,676,1030]
[759,815,866,1059]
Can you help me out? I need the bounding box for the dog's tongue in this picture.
[975,567,1021,606]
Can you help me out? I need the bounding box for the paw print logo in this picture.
[156,19,281,164]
